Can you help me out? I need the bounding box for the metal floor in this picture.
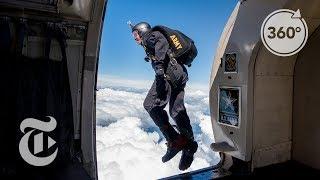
[161,161,320,180]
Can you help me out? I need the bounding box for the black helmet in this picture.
[131,22,151,35]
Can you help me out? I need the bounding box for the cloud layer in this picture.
[96,76,219,180]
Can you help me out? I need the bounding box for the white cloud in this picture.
[96,75,219,180]
[97,74,153,90]
[98,74,209,93]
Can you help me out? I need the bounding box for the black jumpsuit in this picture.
[142,31,194,142]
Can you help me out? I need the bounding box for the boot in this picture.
[162,135,188,163]
[179,140,198,170]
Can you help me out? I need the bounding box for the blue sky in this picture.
[98,0,238,86]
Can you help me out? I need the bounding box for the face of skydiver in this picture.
[132,30,142,45]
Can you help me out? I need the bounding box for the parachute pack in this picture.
[152,25,198,67]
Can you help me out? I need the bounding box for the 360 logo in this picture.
[19,116,58,166]
[261,9,308,57]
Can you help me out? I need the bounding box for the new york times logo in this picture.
[19,116,58,166]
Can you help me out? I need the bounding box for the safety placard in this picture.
[218,87,240,127]
[224,53,237,73]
